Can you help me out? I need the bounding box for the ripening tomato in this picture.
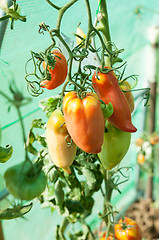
[92,67,137,133]
[114,217,142,240]
[149,134,159,145]
[63,91,105,154]
[100,231,116,240]
[98,121,131,170]
[137,153,145,164]
[40,49,67,90]
[135,138,144,147]
[119,81,134,113]
[46,109,77,174]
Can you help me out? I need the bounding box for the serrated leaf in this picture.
[74,159,97,171]
[81,168,96,189]
[37,135,47,147]
[31,119,45,129]
[39,95,62,117]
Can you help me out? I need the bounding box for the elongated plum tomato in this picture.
[98,121,131,170]
[114,217,142,240]
[40,49,67,90]
[119,80,134,113]
[92,68,137,133]
[46,109,77,174]
[63,91,105,154]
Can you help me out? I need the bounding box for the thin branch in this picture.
[45,0,60,10]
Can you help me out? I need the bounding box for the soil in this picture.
[126,198,159,240]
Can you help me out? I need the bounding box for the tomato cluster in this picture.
[42,53,136,173]
[4,51,137,201]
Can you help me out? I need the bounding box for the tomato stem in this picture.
[96,0,112,67]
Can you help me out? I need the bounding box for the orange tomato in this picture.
[100,231,116,240]
[40,49,67,90]
[63,91,105,154]
[137,153,145,164]
[149,135,159,145]
[114,217,142,240]
[135,138,144,147]
[46,109,77,174]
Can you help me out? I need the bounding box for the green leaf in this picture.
[0,145,13,163]
[28,129,36,144]
[39,96,62,118]
[47,167,60,182]
[0,15,10,22]
[37,135,47,147]
[65,200,84,214]
[81,168,96,190]
[31,120,44,129]
[0,203,33,220]
[26,143,38,156]
[31,119,45,129]
[54,180,64,206]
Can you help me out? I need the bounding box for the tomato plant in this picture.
[114,217,142,240]
[40,49,67,90]
[0,0,147,239]
[98,121,131,170]
[46,108,77,174]
[63,91,105,154]
[92,68,137,133]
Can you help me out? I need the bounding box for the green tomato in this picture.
[98,121,131,170]
[0,145,13,163]
[4,161,47,201]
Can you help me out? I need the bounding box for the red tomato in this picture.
[114,217,142,240]
[40,49,67,90]
[63,91,105,154]
[92,68,137,133]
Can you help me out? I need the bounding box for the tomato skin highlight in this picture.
[92,68,137,133]
[41,49,67,90]
[119,81,135,113]
[114,217,142,240]
[46,109,77,174]
[98,121,131,170]
[63,91,105,154]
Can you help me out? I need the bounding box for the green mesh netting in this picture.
[0,0,159,239]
